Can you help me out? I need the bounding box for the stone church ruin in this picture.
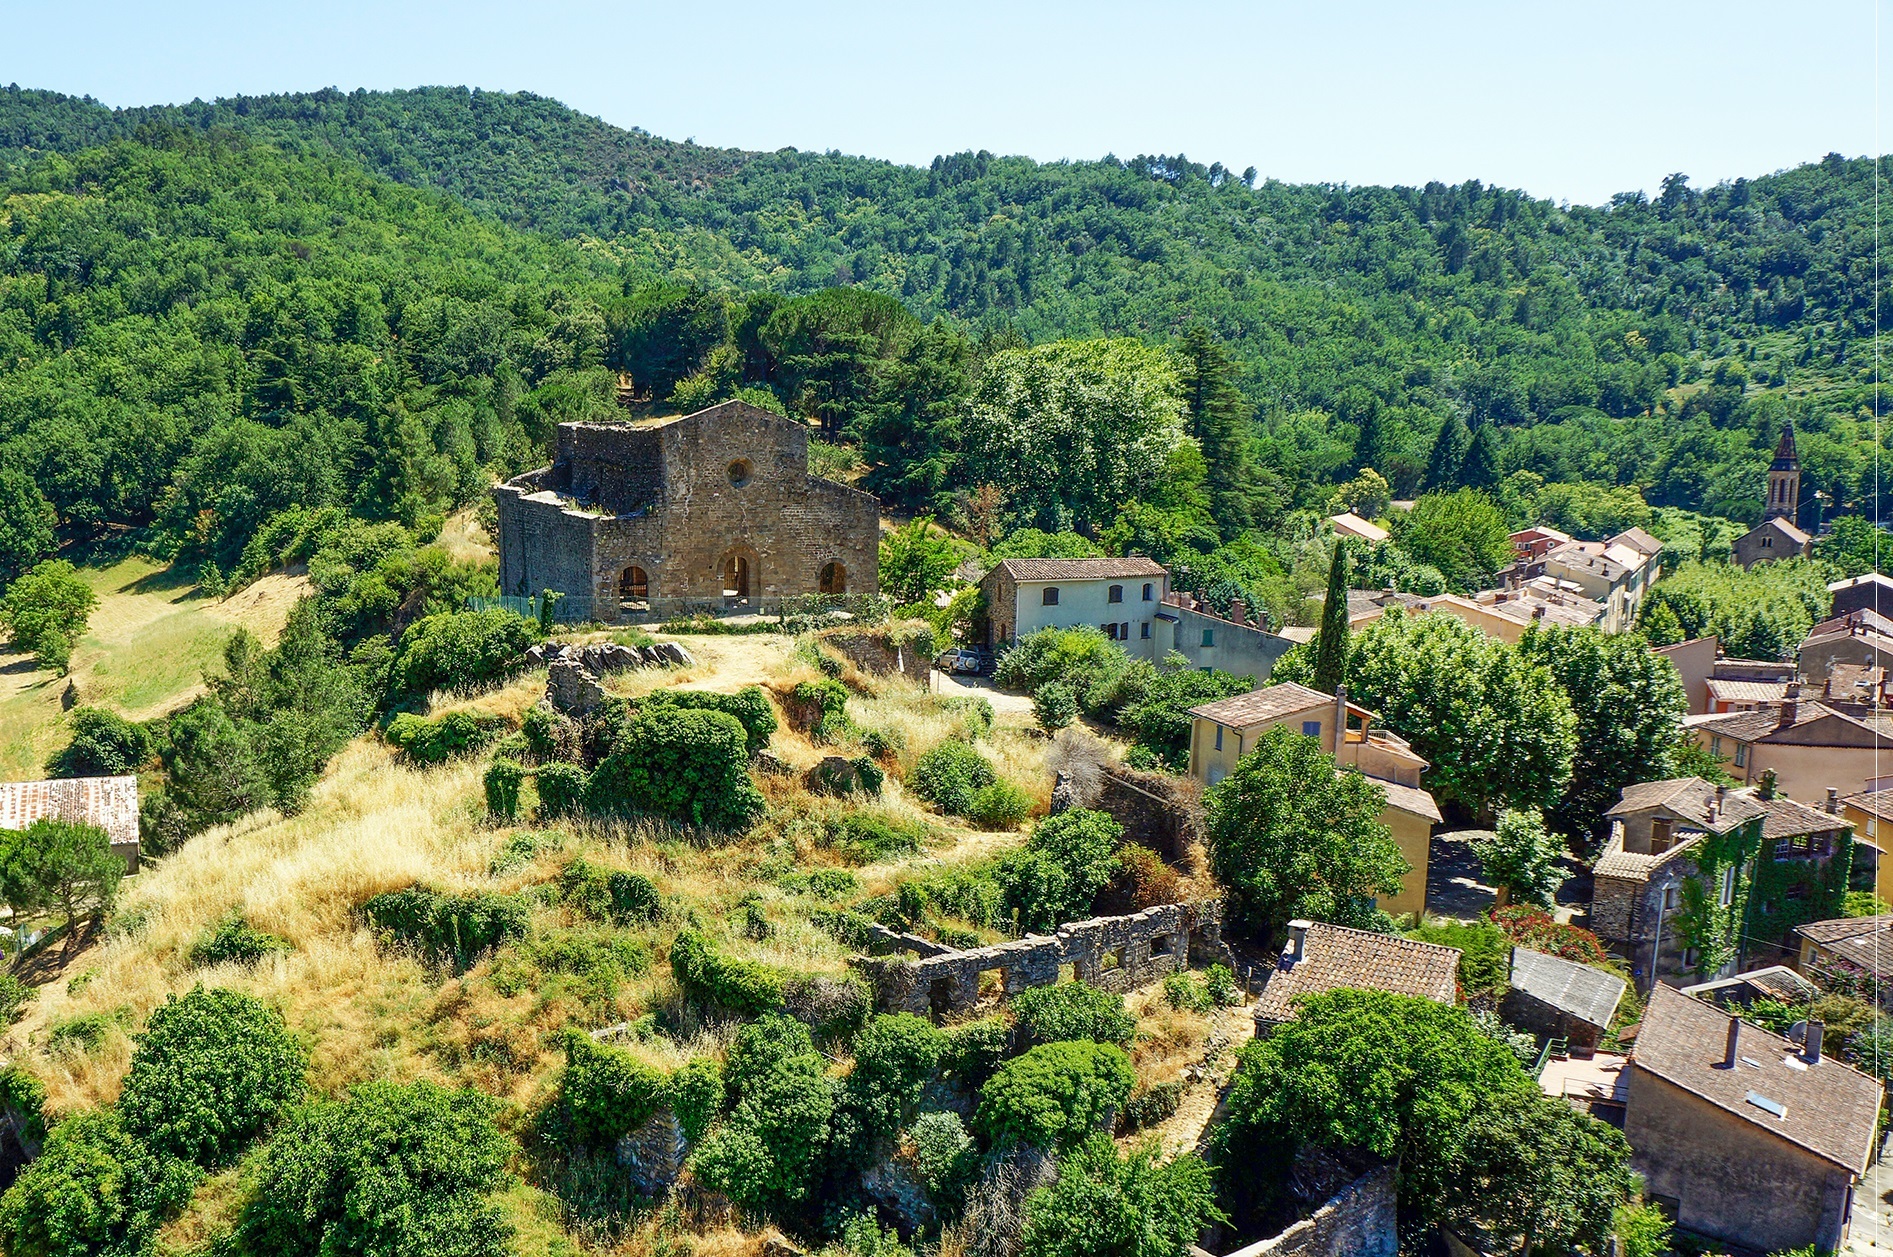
[494,400,880,622]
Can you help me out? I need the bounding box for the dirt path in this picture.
[1136,1002,1257,1158]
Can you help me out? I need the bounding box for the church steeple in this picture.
[1765,421,1801,522]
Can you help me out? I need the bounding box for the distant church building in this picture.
[493,400,879,622]
[1733,423,1813,569]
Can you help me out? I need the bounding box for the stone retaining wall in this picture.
[852,901,1228,1016]
[1203,1164,1397,1257]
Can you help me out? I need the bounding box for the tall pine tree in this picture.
[1461,422,1503,492]
[1313,541,1351,696]
[1422,414,1471,493]
[1178,325,1257,538]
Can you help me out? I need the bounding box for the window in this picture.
[620,565,649,603]
[819,561,846,595]
[1662,884,1680,911]
[1734,744,1748,768]
[1042,587,1060,606]
[1761,535,1774,549]
[1650,817,1674,854]
[1710,736,1723,758]
[1302,720,1322,738]
[1120,622,1130,640]
[726,459,752,488]
[1720,866,1736,908]
[1140,622,1150,639]
[1786,882,1809,901]
[1201,628,1215,647]
[1142,582,1154,601]
[1108,585,1124,603]
[1214,726,1223,752]
[1684,946,1702,969]
[1103,623,1117,640]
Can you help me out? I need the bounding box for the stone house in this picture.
[1800,608,1893,682]
[1253,920,1459,1032]
[1830,571,1893,619]
[0,776,140,873]
[980,557,1169,658]
[1794,916,1893,996]
[1500,946,1625,1050]
[1624,985,1881,1252]
[492,401,879,622]
[1539,528,1657,633]
[1186,683,1438,918]
[1689,697,1893,800]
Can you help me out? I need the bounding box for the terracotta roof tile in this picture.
[1631,985,1882,1174]
[990,557,1167,582]
[1758,795,1849,842]
[0,776,140,855]
[1188,682,1330,727]
[1254,922,1459,1026]
[1604,778,1764,833]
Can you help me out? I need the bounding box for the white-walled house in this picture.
[980,557,1169,660]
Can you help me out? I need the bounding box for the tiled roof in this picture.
[1808,608,1893,640]
[1843,789,1893,824]
[1610,527,1664,557]
[1795,916,1893,947]
[1374,777,1443,823]
[1631,985,1882,1174]
[990,557,1167,582]
[1711,658,1797,681]
[1328,512,1389,543]
[1254,922,1460,1025]
[1594,831,1708,881]
[1188,682,1330,727]
[1704,678,1789,705]
[1681,966,1820,1004]
[1604,778,1765,833]
[1691,701,1893,745]
[0,776,139,854]
[1830,573,1893,596]
[1758,795,1848,842]
[1509,947,1625,1030]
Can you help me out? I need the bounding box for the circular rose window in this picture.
[727,459,752,487]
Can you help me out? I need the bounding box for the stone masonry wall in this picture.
[1097,765,1202,866]
[1208,1165,1397,1257]
[853,901,1227,1016]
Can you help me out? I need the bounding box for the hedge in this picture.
[360,887,530,972]
[385,709,507,764]
[669,929,784,1015]
[976,1040,1135,1151]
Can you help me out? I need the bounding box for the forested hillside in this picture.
[0,84,1885,578]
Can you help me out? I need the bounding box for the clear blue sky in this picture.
[2,0,1884,205]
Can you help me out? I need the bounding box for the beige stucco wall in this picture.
[1691,733,1879,804]
[1841,804,1893,904]
[1625,1068,1854,1252]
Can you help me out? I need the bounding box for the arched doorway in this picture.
[619,565,649,610]
[819,561,846,596]
[721,554,752,606]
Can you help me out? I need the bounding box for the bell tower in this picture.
[1765,421,1800,522]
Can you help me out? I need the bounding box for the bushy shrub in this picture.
[1406,921,1511,1001]
[535,761,589,819]
[1098,843,1181,914]
[977,1041,1135,1150]
[943,1017,1015,1088]
[994,808,1124,930]
[668,1056,725,1142]
[1162,971,1212,1014]
[360,886,530,972]
[46,706,152,778]
[1019,1135,1220,1257]
[0,1109,200,1257]
[967,780,1031,830]
[909,739,996,815]
[784,974,874,1040]
[792,678,853,743]
[0,1066,45,1150]
[520,706,579,764]
[560,1031,669,1149]
[489,828,559,874]
[669,929,785,1015]
[810,906,878,949]
[483,757,524,819]
[1012,982,1136,1047]
[384,709,507,764]
[492,928,651,1011]
[908,1109,977,1200]
[394,608,540,695]
[47,1011,119,1056]
[844,1014,947,1138]
[691,1014,835,1210]
[861,727,905,760]
[557,858,663,925]
[779,867,859,899]
[995,628,1131,701]
[118,985,309,1168]
[940,695,994,739]
[1115,1081,1186,1134]
[0,973,30,1024]
[645,686,778,756]
[587,707,766,832]
[832,811,929,862]
[1488,904,1611,966]
[189,913,292,968]
[1032,682,1078,733]
[893,866,1007,930]
[234,1079,515,1257]
[1204,964,1238,1006]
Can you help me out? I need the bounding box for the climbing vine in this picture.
[1669,820,1760,980]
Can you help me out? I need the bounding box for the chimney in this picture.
[1229,599,1246,626]
[1805,1019,1825,1064]
[1724,1017,1742,1068]
[1533,605,1546,621]
[1828,787,1841,816]
[1283,920,1311,966]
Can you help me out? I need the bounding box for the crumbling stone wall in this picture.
[853,901,1228,1016]
[1097,764,1202,866]
[615,1107,689,1196]
[495,400,879,622]
[1203,1164,1397,1257]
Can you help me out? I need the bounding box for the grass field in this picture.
[0,557,307,779]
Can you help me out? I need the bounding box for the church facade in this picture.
[493,401,880,622]
[1733,423,1813,569]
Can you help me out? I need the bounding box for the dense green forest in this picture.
[0,83,1885,581]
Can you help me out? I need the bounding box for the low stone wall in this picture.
[615,1108,689,1195]
[853,901,1227,1016]
[863,922,960,958]
[1097,765,1202,866]
[1207,1164,1397,1257]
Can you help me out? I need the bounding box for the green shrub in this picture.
[0,1109,201,1257]
[189,913,292,968]
[909,1110,977,1201]
[995,628,1131,701]
[556,859,663,925]
[784,974,873,1040]
[810,907,878,948]
[492,928,652,1010]
[669,929,784,1015]
[977,1041,1136,1150]
[1115,1081,1187,1134]
[833,812,929,862]
[235,1079,515,1257]
[668,1056,725,1142]
[909,739,996,815]
[793,678,853,743]
[0,973,32,1024]
[489,828,559,874]
[560,1031,668,1149]
[994,808,1124,930]
[939,695,994,739]
[967,780,1031,830]
[360,886,530,972]
[778,867,859,899]
[1405,921,1511,1001]
[1205,964,1239,1007]
[943,1017,1013,1087]
[843,1013,947,1138]
[588,707,766,832]
[385,709,507,764]
[483,757,525,819]
[1162,971,1212,1014]
[1032,681,1079,733]
[0,1066,47,1151]
[118,985,309,1168]
[861,727,905,759]
[46,706,152,778]
[394,608,541,695]
[1013,982,1136,1047]
[690,1015,834,1210]
[520,706,576,764]
[1019,1135,1221,1257]
[645,686,778,756]
[535,761,589,819]
[892,865,1007,931]
[47,1011,119,1057]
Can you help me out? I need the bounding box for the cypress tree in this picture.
[1178,324,1256,537]
[1312,541,1351,696]
[1422,414,1471,493]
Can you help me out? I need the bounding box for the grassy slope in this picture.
[0,559,307,779]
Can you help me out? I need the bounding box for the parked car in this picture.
[935,647,992,676]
